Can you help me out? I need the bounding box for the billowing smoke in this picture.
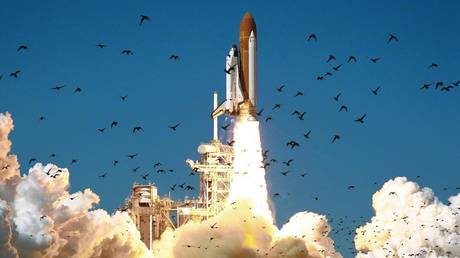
[152,117,342,258]
[355,177,460,257]
[0,112,153,258]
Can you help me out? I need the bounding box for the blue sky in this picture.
[1,0,459,255]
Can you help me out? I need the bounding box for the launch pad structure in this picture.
[122,92,234,250]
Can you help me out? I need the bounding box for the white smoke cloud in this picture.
[0,112,153,258]
[355,177,460,258]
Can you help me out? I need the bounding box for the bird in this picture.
[286,141,300,149]
[70,159,78,164]
[281,171,289,176]
[331,134,341,144]
[265,116,272,122]
[9,70,20,78]
[97,128,105,133]
[29,158,37,164]
[272,104,281,110]
[326,55,336,63]
[210,223,218,229]
[339,105,348,112]
[452,80,460,87]
[371,86,381,95]
[120,95,128,101]
[303,130,312,139]
[306,33,317,41]
[297,112,306,120]
[153,162,162,168]
[276,85,285,92]
[113,160,119,166]
[370,57,381,63]
[420,83,432,90]
[221,124,231,131]
[224,64,236,74]
[295,91,303,97]
[347,56,357,63]
[169,55,179,60]
[332,64,342,71]
[133,126,143,133]
[282,159,293,166]
[40,215,46,220]
[256,108,264,116]
[347,185,356,190]
[121,49,133,55]
[17,45,28,51]
[111,121,119,128]
[387,34,398,43]
[127,154,138,159]
[139,15,150,26]
[168,123,180,131]
[96,44,106,48]
[51,85,66,91]
[98,172,107,178]
[317,75,325,80]
[333,92,342,102]
[428,63,439,69]
[132,167,140,172]
[39,116,46,121]
[73,87,82,94]
[49,153,56,158]
[300,172,308,177]
[355,114,367,123]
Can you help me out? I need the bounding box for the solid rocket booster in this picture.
[211,12,258,119]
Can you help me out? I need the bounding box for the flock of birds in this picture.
[2,12,459,257]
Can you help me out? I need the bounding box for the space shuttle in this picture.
[211,12,258,120]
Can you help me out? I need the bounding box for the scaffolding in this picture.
[122,93,234,250]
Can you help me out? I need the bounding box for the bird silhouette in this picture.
[139,15,150,26]
[97,128,105,133]
[295,91,303,97]
[120,95,128,101]
[387,34,398,43]
[96,44,106,48]
[276,85,285,92]
[306,33,317,41]
[169,123,180,131]
[73,87,82,93]
[428,63,439,68]
[347,56,357,63]
[272,104,281,110]
[303,130,312,139]
[224,64,236,74]
[17,45,28,51]
[9,70,20,78]
[326,55,336,63]
[169,55,179,60]
[265,116,272,122]
[127,154,138,159]
[339,105,348,112]
[371,86,381,95]
[111,121,119,128]
[332,64,342,71]
[121,49,133,55]
[133,126,143,133]
[221,124,231,131]
[256,108,264,116]
[51,85,66,91]
[355,114,367,123]
[332,134,341,144]
[333,92,342,102]
[370,57,381,63]
[98,172,107,178]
